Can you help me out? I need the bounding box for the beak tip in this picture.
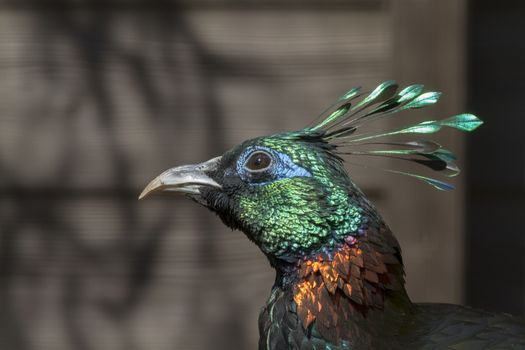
[138,188,151,200]
[138,178,162,201]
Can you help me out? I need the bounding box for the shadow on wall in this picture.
[0,4,267,350]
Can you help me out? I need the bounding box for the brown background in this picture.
[0,0,523,349]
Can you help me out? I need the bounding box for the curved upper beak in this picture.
[139,156,222,200]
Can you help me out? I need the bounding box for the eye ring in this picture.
[244,150,273,172]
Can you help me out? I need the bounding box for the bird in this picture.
[139,81,525,349]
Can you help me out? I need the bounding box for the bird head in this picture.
[140,130,363,262]
[139,81,482,264]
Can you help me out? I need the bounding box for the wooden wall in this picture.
[0,1,468,349]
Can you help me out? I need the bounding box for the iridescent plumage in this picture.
[140,82,525,349]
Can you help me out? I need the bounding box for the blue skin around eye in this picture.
[236,146,312,185]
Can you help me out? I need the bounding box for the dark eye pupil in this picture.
[246,151,272,171]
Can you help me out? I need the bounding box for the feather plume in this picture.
[305,81,483,190]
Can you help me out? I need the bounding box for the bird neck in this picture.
[271,225,412,342]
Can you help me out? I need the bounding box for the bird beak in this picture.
[139,156,222,200]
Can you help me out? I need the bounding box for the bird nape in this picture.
[139,81,525,349]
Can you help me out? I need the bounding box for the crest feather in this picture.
[304,81,483,190]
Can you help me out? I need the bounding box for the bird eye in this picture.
[245,151,273,172]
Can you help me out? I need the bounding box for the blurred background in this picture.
[0,0,523,349]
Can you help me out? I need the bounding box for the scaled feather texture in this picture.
[140,82,525,349]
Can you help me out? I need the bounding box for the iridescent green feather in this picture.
[345,113,483,142]
[442,113,484,131]
[311,87,362,130]
[338,87,361,101]
[351,80,398,111]
[398,91,442,111]
[397,84,425,103]
[313,103,351,130]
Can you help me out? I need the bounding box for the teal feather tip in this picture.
[442,113,484,132]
